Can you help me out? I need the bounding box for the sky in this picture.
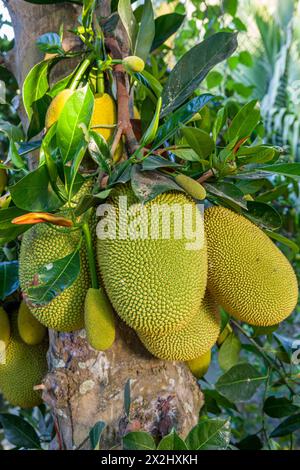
[0,1,13,40]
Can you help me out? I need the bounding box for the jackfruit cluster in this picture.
[0,311,48,408]
[84,287,115,351]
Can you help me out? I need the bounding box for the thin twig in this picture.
[198,169,214,183]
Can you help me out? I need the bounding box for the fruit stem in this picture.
[69,54,94,91]
[82,220,98,289]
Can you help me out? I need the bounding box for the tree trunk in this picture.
[5,0,203,450]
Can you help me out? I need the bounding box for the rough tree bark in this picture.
[5,0,203,450]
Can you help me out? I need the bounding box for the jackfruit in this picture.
[97,185,207,334]
[217,323,232,346]
[45,89,74,130]
[0,314,48,408]
[91,93,122,162]
[19,223,90,332]
[18,300,47,345]
[204,206,298,326]
[0,306,10,347]
[175,174,206,200]
[187,349,211,378]
[123,56,145,73]
[84,287,115,350]
[138,295,220,361]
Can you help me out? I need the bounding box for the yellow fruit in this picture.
[187,349,211,378]
[0,307,10,347]
[45,89,74,130]
[91,93,122,162]
[17,300,47,345]
[138,295,220,361]
[0,314,48,408]
[97,185,207,334]
[84,287,115,351]
[175,174,206,200]
[217,323,232,346]
[204,206,298,326]
[0,168,7,194]
[123,56,145,73]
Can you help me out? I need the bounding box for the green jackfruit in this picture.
[204,206,298,326]
[138,295,220,361]
[84,287,115,351]
[0,314,48,408]
[18,300,47,345]
[0,306,10,347]
[175,174,206,200]
[187,349,211,378]
[97,185,207,334]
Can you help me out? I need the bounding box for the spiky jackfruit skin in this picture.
[204,206,298,326]
[97,186,207,334]
[91,93,122,162]
[19,223,90,332]
[0,307,10,347]
[84,288,115,351]
[187,349,211,379]
[0,314,48,408]
[138,295,220,361]
[45,89,73,130]
[18,300,47,345]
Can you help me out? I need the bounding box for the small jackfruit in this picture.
[187,349,211,378]
[217,323,233,346]
[123,56,145,73]
[138,295,220,361]
[84,287,115,350]
[175,174,206,200]
[0,307,10,347]
[91,93,122,161]
[0,314,48,408]
[18,300,47,345]
[204,206,298,326]
[97,185,207,334]
[45,89,74,130]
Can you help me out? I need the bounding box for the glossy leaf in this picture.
[245,201,282,230]
[181,126,214,158]
[265,230,299,255]
[134,0,155,62]
[152,94,213,150]
[10,164,62,212]
[25,248,81,306]
[258,163,300,180]
[118,0,137,51]
[27,93,52,140]
[237,145,275,165]
[227,100,260,143]
[141,155,181,171]
[22,60,49,118]
[131,166,182,203]
[205,182,246,209]
[215,363,267,402]
[151,13,185,51]
[0,207,31,242]
[0,261,19,300]
[161,32,238,116]
[123,431,156,450]
[213,107,226,142]
[218,333,241,371]
[157,429,188,450]
[185,419,231,450]
[263,397,299,418]
[88,130,111,173]
[270,414,300,438]
[172,148,202,162]
[203,389,238,413]
[0,119,24,142]
[89,421,106,450]
[0,414,41,449]
[57,85,94,163]
[36,33,63,54]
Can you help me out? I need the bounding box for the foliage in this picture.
[0,0,299,451]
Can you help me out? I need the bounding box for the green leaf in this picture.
[251,325,279,337]
[171,148,201,162]
[0,261,19,300]
[0,119,24,142]
[89,421,106,450]
[25,248,81,306]
[123,431,156,450]
[134,70,162,99]
[206,71,223,89]
[218,333,241,371]
[10,164,62,212]
[88,131,111,173]
[236,434,263,450]
[185,419,231,450]
[258,163,300,180]
[151,13,185,52]
[0,207,31,242]
[227,100,260,143]
[237,145,275,165]
[205,182,247,209]
[270,414,300,438]
[27,94,52,140]
[264,397,300,419]
[131,166,182,203]
[141,155,181,171]
[8,140,26,169]
[265,230,299,255]
[140,97,162,145]
[215,363,267,402]
[118,0,137,51]
[245,201,282,230]
[238,51,253,67]
[124,379,131,417]
[181,127,214,159]
[212,107,226,142]
[153,94,213,149]
[134,0,155,62]
[203,389,238,412]
[161,32,238,116]
[57,85,94,163]
[0,414,41,449]
[36,33,63,54]
[22,60,49,118]
[157,429,188,450]
[223,0,238,16]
